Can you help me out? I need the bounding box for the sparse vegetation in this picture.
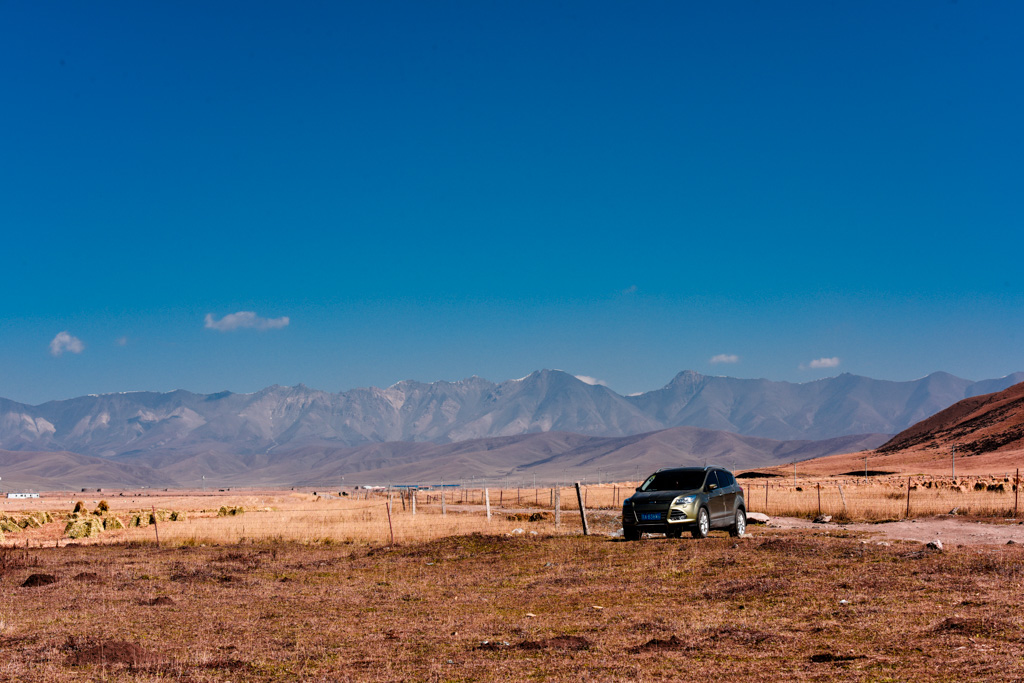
[1,525,1024,681]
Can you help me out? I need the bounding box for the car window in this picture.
[705,470,720,489]
[717,470,735,487]
[640,470,706,491]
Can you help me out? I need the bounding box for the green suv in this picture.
[622,466,746,541]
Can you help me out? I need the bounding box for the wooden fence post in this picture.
[484,489,491,522]
[411,490,416,515]
[575,482,589,536]
[817,483,821,516]
[151,505,159,547]
[905,477,911,519]
[1015,468,1019,518]
[555,488,561,528]
[386,498,395,544]
[838,484,848,516]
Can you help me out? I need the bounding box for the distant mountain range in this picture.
[2,369,1021,460]
[0,428,887,490]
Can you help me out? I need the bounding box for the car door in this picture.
[705,470,727,525]
[716,469,738,521]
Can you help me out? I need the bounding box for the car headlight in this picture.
[672,495,697,506]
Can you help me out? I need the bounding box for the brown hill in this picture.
[0,449,174,491]
[878,381,1024,455]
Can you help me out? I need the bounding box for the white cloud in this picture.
[204,311,290,332]
[50,331,84,356]
[805,357,841,369]
[710,354,739,364]
[575,375,608,387]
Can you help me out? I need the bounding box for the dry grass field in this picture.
[2,477,1023,547]
[3,483,1024,681]
[3,524,1024,681]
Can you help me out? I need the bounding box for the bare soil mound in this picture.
[21,573,56,587]
[628,635,686,652]
[140,596,176,606]
[516,635,591,651]
[65,639,154,667]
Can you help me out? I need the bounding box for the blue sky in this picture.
[2,1,1022,404]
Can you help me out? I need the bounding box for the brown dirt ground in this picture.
[3,526,1024,681]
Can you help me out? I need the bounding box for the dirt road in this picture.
[767,515,1024,546]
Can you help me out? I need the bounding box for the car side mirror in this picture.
[635,487,642,492]
[706,483,718,492]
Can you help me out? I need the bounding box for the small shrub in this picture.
[73,501,86,514]
[96,500,110,513]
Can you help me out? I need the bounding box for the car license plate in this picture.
[640,512,660,521]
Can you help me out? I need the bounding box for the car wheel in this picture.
[728,509,746,537]
[624,527,641,541]
[690,508,710,539]
[665,527,682,539]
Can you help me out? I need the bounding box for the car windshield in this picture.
[640,470,706,492]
